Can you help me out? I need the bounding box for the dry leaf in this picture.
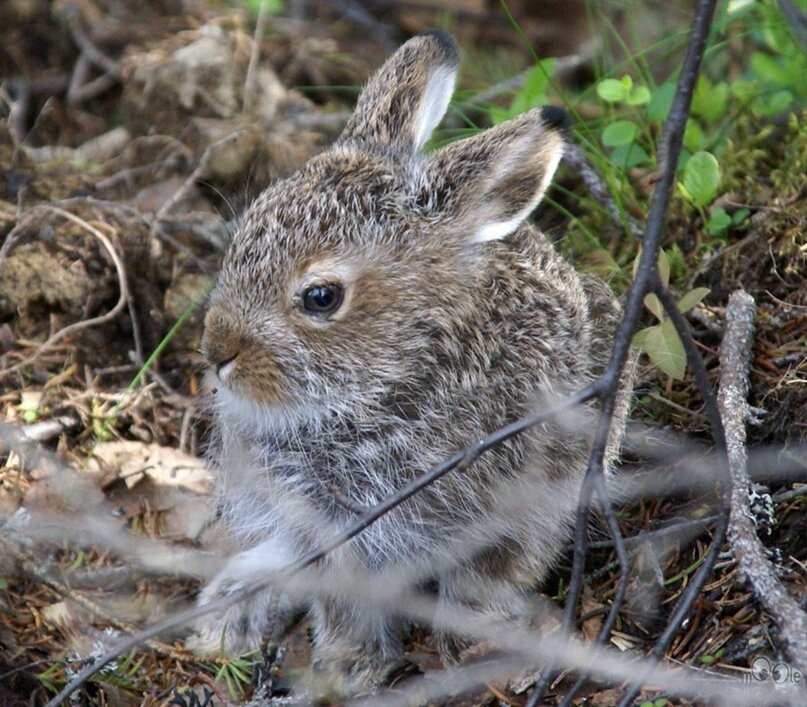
[90,441,211,493]
[581,590,605,642]
[41,600,77,628]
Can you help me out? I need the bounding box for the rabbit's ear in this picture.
[426,107,569,243]
[338,30,459,152]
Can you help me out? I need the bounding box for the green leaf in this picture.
[609,143,652,169]
[245,0,284,16]
[658,249,670,288]
[681,151,721,207]
[602,119,639,146]
[17,392,41,424]
[692,76,729,124]
[510,60,555,115]
[731,207,750,225]
[645,319,687,380]
[597,78,627,103]
[676,148,692,172]
[666,244,687,280]
[753,89,793,116]
[488,105,510,125]
[750,51,790,85]
[643,293,664,321]
[522,59,555,103]
[493,58,556,123]
[626,85,651,105]
[691,74,711,115]
[632,327,652,348]
[706,207,732,235]
[730,79,758,102]
[708,82,730,122]
[683,118,705,152]
[677,287,710,313]
[647,82,676,123]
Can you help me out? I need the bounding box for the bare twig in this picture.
[564,142,644,241]
[557,479,630,707]
[67,53,92,103]
[19,416,78,442]
[63,2,122,79]
[0,534,188,664]
[720,290,807,674]
[611,282,733,707]
[154,130,250,221]
[39,529,798,707]
[779,0,807,48]
[243,0,271,115]
[530,1,723,703]
[67,67,120,105]
[42,388,598,705]
[326,0,397,50]
[328,484,370,514]
[0,206,130,380]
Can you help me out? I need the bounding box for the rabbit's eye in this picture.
[302,284,344,316]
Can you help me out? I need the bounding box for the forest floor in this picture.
[0,1,804,705]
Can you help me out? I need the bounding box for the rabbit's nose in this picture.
[202,306,246,381]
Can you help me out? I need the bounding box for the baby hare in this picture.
[194,30,631,691]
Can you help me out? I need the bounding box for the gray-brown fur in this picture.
[193,30,632,692]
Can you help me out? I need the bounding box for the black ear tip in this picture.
[541,106,572,135]
[417,29,461,64]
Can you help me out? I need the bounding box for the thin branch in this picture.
[243,0,271,115]
[614,282,731,707]
[564,142,644,241]
[557,476,631,707]
[0,206,130,379]
[43,387,599,706]
[42,535,796,707]
[326,0,397,50]
[19,415,78,442]
[63,2,122,79]
[720,290,807,673]
[529,1,721,702]
[779,0,807,48]
[154,130,250,221]
[587,515,717,550]
[0,534,188,664]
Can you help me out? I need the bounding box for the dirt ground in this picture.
[0,1,804,705]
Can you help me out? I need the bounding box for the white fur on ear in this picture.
[413,65,457,151]
[470,142,564,243]
[472,211,530,243]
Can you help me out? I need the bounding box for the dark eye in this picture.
[302,284,344,316]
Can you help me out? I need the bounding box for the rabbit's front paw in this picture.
[188,541,294,657]
[309,648,392,698]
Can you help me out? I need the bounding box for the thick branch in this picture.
[720,290,807,674]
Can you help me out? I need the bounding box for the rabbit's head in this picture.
[202,31,568,428]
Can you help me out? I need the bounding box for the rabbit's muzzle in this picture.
[202,306,288,404]
[202,306,246,381]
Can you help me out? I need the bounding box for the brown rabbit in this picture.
[192,30,631,692]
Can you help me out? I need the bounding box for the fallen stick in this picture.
[719,289,806,674]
